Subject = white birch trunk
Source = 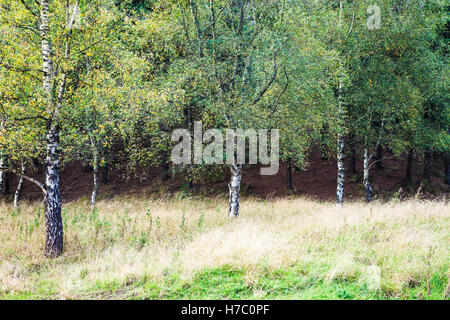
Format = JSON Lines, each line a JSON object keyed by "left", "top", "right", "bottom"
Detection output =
{"left": 0, "top": 151, "right": 9, "bottom": 196}
{"left": 14, "top": 162, "right": 25, "bottom": 208}
{"left": 336, "top": 135, "right": 345, "bottom": 204}
{"left": 336, "top": 0, "right": 345, "bottom": 205}
{"left": 89, "top": 134, "right": 99, "bottom": 208}
{"left": 363, "top": 148, "right": 373, "bottom": 202}
{"left": 0, "top": 119, "right": 9, "bottom": 196}
{"left": 41, "top": 0, "right": 64, "bottom": 257}
{"left": 228, "top": 164, "right": 242, "bottom": 218}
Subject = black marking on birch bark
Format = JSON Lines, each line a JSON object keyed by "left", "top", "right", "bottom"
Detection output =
{"left": 336, "top": 134, "right": 345, "bottom": 205}
{"left": 44, "top": 126, "right": 63, "bottom": 257}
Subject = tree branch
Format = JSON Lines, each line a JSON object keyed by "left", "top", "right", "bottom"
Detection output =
{"left": 1, "top": 167, "right": 46, "bottom": 195}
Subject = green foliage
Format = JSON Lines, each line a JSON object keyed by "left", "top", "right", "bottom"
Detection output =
{"left": 0, "top": 0, "right": 447, "bottom": 195}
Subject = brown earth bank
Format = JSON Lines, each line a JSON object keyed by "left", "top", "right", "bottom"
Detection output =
{"left": 1, "top": 151, "right": 449, "bottom": 204}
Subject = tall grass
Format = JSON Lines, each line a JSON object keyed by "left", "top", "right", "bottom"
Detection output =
{"left": 0, "top": 195, "right": 448, "bottom": 299}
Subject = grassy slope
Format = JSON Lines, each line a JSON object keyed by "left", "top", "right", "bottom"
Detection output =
{"left": 0, "top": 195, "right": 448, "bottom": 300}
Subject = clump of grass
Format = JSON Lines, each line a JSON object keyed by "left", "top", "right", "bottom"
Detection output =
{"left": 0, "top": 196, "right": 448, "bottom": 299}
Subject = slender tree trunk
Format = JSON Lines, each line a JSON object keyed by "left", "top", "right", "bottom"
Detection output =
{"left": 443, "top": 152, "right": 450, "bottom": 185}
{"left": 363, "top": 148, "right": 373, "bottom": 202}
{"left": 101, "top": 163, "right": 108, "bottom": 185}
{"left": 0, "top": 118, "right": 9, "bottom": 195}
{"left": 375, "top": 145, "right": 383, "bottom": 170}
{"left": 41, "top": 0, "right": 63, "bottom": 258}
{"left": 32, "top": 157, "right": 40, "bottom": 169}
{"left": 336, "top": 136, "right": 345, "bottom": 205}
{"left": 0, "top": 150, "right": 9, "bottom": 196}
{"left": 228, "top": 164, "right": 242, "bottom": 218}
{"left": 423, "top": 149, "right": 432, "bottom": 182}
{"left": 286, "top": 158, "right": 293, "bottom": 191}
{"left": 162, "top": 156, "right": 170, "bottom": 182}
{"left": 91, "top": 168, "right": 98, "bottom": 208}
{"left": 335, "top": 74, "right": 345, "bottom": 204}
{"left": 349, "top": 135, "right": 357, "bottom": 175}
{"left": 405, "top": 149, "right": 413, "bottom": 183}
{"left": 336, "top": 0, "right": 345, "bottom": 205}
{"left": 14, "top": 162, "right": 26, "bottom": 208}
{"left": 90, "top": 134, "right": 99, "bottom": 208}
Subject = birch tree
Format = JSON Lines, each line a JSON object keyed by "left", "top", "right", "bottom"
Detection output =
{"left": 0, "top": 0, "right": 120, "bottom": 257}
{"left": 170, "top": 0, "right": 288, "bottom": 217}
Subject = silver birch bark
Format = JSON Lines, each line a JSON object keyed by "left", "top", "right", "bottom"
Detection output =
{"left": 336, "top": 0, "right": 345, "bottom": 205}
{"left": 363, "top": 148, "right": 373, "bottom": 202}
{"left": 89, "top": 134, "right": 99, "bottom": 208}
{"left": 336, "top": 134, "right": 345, "bottom": 204}
{"left": 0, "top": 151, "right": 9, "bottom": 196}
{"left": 14, "top": 162, "right": 25, "bottom": 208}
{"left": 228, "top": 164, "right": 242, "bottom": 218}
{"left": 0, "top": 119, "right": 9, "bottom": 196}
{"left": 41, "top": 0, "right": 64, "bottom": 257}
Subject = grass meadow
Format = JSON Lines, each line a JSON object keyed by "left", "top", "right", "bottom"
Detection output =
{"left": 0, "top": 195, "right": 449, "bottom": 300}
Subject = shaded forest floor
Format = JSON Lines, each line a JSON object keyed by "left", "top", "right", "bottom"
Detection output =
{"left": 2, "top": 151, "right": 449, "bottom": 204}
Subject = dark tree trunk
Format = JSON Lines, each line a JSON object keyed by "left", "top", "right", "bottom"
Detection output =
{"left": 101, "top": 163, "right": 108, "bottom": 185}
{"left": 349, "top": 140, "right": 357, "bottom": 175}
{"left": 405, "top": 149, "right": 413, "bottom": 183}
{"left": 187, "top": 177, "right": 193, "bottom": 189}
{"left": 32, "top": 157, "right": 40, "bottom": 169}
{"left": 286, "top": 158, "right": 293, "bottom": 191}
{"left": 375, "top": 145, "right": 383, "bottom": 170}
{"left": 0, "top": 171, "right": 9, "bottom": 196}
{"left": 162, "top": 161, "right": 170, "bottom": 182}
{"left": 423, "top": 149, "right": 432, "bottom": 182}
{"left": 0, "top": 150, "right": 10, "bottom": 196}
{"left": 443, "top": 152, "right": 450, "bottom": 185}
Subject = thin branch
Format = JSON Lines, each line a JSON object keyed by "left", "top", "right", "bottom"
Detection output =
{"left": 345, "top": 0, "right": 356, "bottom": 39}
{"left": 369, "top": 154, "right": 395, "bottom": 170}
{"left": 252, "top": 45, "right": 281, "bottom": 105}
{"left": 1, "top": 167, "right": 46, "bottom": 195}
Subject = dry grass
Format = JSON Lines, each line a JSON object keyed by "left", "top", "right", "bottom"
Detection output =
{"left": 0, "top": 195, "right": 449, "bottom": 299}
